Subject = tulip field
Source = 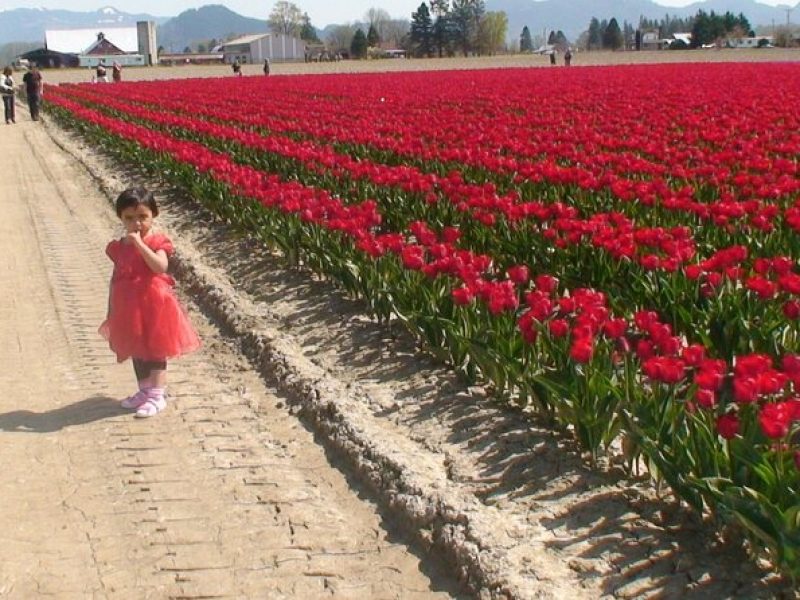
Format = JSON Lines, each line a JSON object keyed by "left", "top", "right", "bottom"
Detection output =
{"left": 46, "top": 62, "right": 800, "bottom": 575}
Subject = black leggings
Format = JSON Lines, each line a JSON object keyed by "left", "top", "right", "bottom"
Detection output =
{"left": 132, "top": 359, "right": 166, "bottom": 381}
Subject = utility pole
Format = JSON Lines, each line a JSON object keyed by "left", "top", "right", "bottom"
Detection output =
{"left": 786, "top": 8, "right": 793, "bottom": 26}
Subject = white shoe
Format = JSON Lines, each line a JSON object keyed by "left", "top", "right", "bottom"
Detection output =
{"left": 135, "top": 395, "right": 166, "bottom": 418}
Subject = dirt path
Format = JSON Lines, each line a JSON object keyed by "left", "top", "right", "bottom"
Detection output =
{"left": 0, "top": 112, "right": 463, "bottom": 598}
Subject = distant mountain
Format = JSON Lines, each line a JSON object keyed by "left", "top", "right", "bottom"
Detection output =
{"left": 0, "top": 6, "right": 166, "bottom": 45}
{"left": 490, "top": 0, "right": 798, "bottom": 42}
{"left": 156, "top": 5, "right": 267, "bottom": 53}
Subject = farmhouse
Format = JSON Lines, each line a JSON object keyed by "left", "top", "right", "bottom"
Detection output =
{"left": 218, "top": 33, "right": 306, "bottom": 64}
{"left": 640, "top": 30, "right": 660, "bottom": 51}
{"left": 727, "top": 36, "right": 773, "bottom": 48}
{"left": 19, "top": 22, "right": 158, "bottom": 68}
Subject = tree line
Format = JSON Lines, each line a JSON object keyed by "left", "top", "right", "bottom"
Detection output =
{"left": 577, "top": 10, "right": 755, "bottom": 51}
{"left": 267, "top": 0, "right": 510, "bottom": 59}
{"left": 408, "top": 1, "right": 507, "bottom": 58}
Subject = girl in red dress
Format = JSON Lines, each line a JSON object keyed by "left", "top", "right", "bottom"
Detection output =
{"left": 99, "top": 187, "right": 201, "bottom": 417}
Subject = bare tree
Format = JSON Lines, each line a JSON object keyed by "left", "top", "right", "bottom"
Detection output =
{"left": 365, "top": 7, "right": 391, "bottom": 40}
{"left": 268, "top": 1, "right": 304, "bottom": 37}
{"left": 326, "top": 24, "right": 357, "bottom": 53}
{"left": 774, "top": 25, "right": 796, "bottom": 48}
{"left": 382, "top": 19, "right": 411, "bottom": 48}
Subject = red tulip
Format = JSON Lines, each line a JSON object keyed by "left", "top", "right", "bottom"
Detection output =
{"left": 716, "top": 413, "right": 740, "bottom": 439}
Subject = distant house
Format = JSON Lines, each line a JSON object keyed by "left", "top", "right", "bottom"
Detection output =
{"left": 672, "top": 32, "right": 692, "bottom": 47}
{"left": 659, "top": 32, "right": 693, "bottom": 49}
{"left": 727, "top": 36, "right": 773, "bottom": 48}
{"left": 28, "top": 23, "right": 158, "bottom": 68}
{"left": 640, "top": 30, "right": 660, "bottom": 50}
{"left": 219, "top": 33, "right": 306, "bottom": 64}
{"left": 47, "top": 27, "right": 139, "bottom": 55}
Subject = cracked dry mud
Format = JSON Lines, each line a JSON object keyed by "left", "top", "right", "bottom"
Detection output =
{"left": 0, "top": 117, "right": 463, "bottom": 598}
{"left": 1, "top": 96, "right": 796, "bottom": 599}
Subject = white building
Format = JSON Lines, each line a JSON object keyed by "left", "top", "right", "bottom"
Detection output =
{"left": 640, "top": 30, "right": 660, "bottom": 50}
{"left": 44, "top": 23, "right": 156, "bottom": 67}
{"left": 727, "top": 36, "right": 773, "bottom": 48}
{"left": 46, "top": 27, "right": 138, "bottom": 54}
{"left": 219, "top": 33, "right": 306, "bottom": 64}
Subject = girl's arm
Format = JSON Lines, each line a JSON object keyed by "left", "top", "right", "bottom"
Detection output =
{"left": 128, "top": 232, "right": 169, "bottom": 273}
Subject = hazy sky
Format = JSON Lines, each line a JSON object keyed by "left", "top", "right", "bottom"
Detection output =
{"left": 0, "top": 0, "right": 793, "bottom": 28}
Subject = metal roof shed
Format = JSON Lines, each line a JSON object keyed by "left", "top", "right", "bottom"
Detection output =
{"left": 220, "top": 33, "right": 306, "bottom": 64}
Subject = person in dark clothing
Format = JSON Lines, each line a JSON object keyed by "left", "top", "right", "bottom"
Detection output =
{"left": 1, "top": 66, "right": 15, "bottom": 124}
{"left": 232, "top": 60, "right": 242, "bottom": 76}
{"left": 564, "top": 48, "right": 572, "bottom": 66}
{"left": 263, "top": 58, "right": 270, "bottom": 76}
{"left": 22, "top": 65, "right": 43, "bottom": 121}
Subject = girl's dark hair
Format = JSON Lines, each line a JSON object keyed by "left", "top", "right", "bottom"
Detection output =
{"left": 115, "top": 186, "right": 158, "bottom": 217}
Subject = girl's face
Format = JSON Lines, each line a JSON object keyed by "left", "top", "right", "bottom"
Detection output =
{"left": 120, "top": 203, "right": 154, "bottom": 236}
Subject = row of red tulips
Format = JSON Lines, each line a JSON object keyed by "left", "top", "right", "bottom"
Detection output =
{"left": 46, "top": 64, "right": 800, "bottom": 576}
{"left": 65, "top": 75, "right": 800, "bottom": 242}
{"left": 53, "top": 82, "right": 800, "bottom": 364}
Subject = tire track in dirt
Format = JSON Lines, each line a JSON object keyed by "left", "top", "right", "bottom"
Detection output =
{"left": 0, "top": 120, "right": 463, "bottom": 598}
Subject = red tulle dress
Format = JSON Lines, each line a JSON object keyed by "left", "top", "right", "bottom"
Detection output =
{"left": 99, "top": 233, "right": 201, "bottom": 362}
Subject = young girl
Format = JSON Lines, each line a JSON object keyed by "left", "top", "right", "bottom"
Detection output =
{"left": 99, "top": 187, "right": 201, "bottom": 417}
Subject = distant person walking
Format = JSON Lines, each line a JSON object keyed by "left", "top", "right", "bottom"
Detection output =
{"left": 96, "top": 61, "right": 108, "bottom": 83}
{"left": 564, "top": 48, "right": 572, "bottom": 66}
{"left": 1, "top": 66, "right": 15, "bottom": 124}
{"left": 549, "top": 50, "right": 557, "bottom": 66}
{"left": 112, "top": 61, "right": 122, "bottom": 82}
{"left": 22, "top": 65, "right": 43, "bottom": 121}
{"left": 232, "top": 60, "right": 242, "bottom": 76}
{"left": 263, "top": 58, "right": 270, "bottom": 76}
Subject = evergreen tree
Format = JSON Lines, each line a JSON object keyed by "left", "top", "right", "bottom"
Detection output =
{"left": 430, "top": 0, "right": 453, "bottom": 57}
{"left": 547, "top": 30, "right": 556, "bottom": 45}
{"left": 367, "top": 23, "right": 381, "bottom": 47}
{"left": 623, "top": 21, "right": 634, "bottom": 48}
{"left": 738, "top": 13, "right": 754, "bottom": 36}
{"left": 555, "top": 30, "right": 569, "bottom": 48}
{"left": 350, "top": 29, "right": 368, "bottom": 58}
{"left": 587, "top": 17, "right": 602, "bottom": 50}
{"left": 451, "top": 0, "right": 485, "bottom": 56}
{"left": 520, "top": 25, "right": 533, "bottom": 52}
{"left": 410, "top": 3, "right": 434, "bottom": 57}
{"left": 299, "top": 13, "right": 320, "bottom": 43}
{"left": 603, "top": 18, "right": 624, "bottom": 50}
